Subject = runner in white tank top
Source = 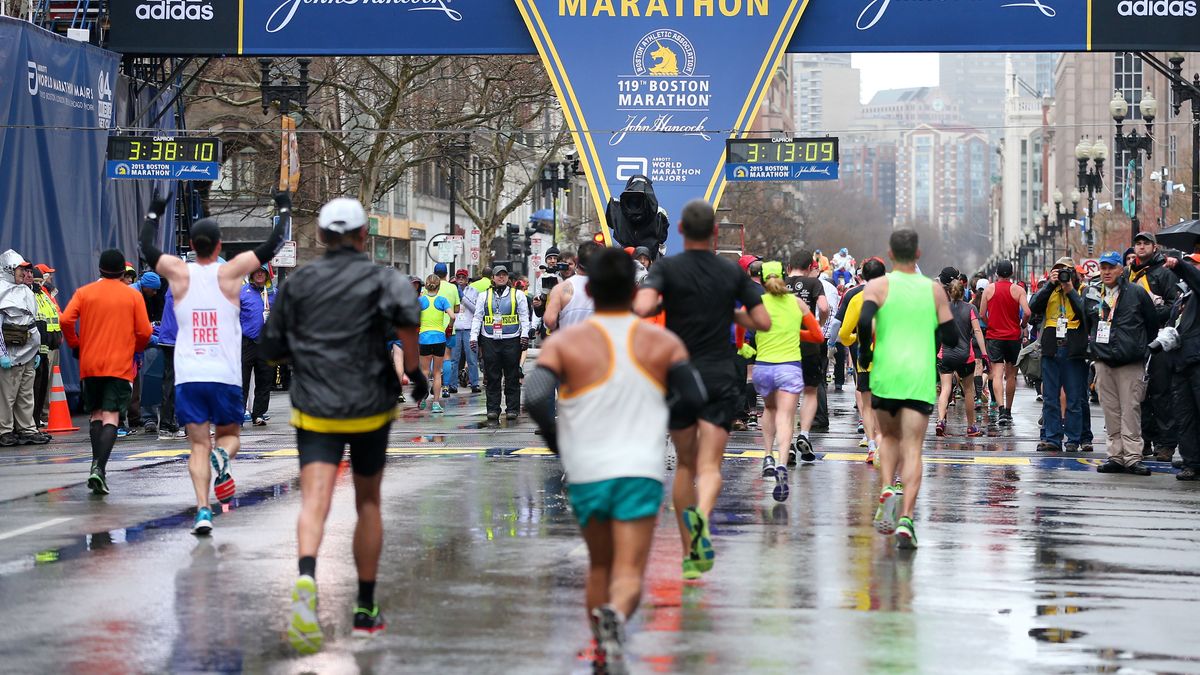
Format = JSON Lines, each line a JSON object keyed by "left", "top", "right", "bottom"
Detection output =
{"left": 175, "top": 262, "right": 242, "bottom": 385}
{"left": 558, "top": 313, "right": 665, "bottom": 482}
{"left": 141, "top": 193, "right": 289, "bottom": 536}
{"left": 524, "top": 248, "right": 706, "bottom": 671}
{"left": 556, "top": 274, "right": 595, "bottom": 330}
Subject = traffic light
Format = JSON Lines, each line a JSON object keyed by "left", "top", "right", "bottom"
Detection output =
{"left": 506, "top": 223, "right": 523, "bottom": 259}
{"left": 592, "top": 232, "right": 606, "bottom": 246}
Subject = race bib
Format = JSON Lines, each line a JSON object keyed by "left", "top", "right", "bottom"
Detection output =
{"left": 1096, "top": 321, "right": 1111, "bottom": 344}
{"left": 1056, "top": 316, "right": 1068, "bottom": 338}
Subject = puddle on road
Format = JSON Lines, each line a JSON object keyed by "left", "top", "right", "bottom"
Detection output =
{"left": 1028, "top": 627, "right": 1088, "bottom": 643}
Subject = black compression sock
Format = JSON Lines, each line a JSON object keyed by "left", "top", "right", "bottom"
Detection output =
{"left": 89, "top": 421, "right": 101, "bottom": 463}
{"left": 96, "top": 424, "right": 118, "bottom": 471}
{"left": 357, "top": 580, "right": 376, "bottom": 608}
{"left": 299, "top": 556, "right": 316, "bottom": 578}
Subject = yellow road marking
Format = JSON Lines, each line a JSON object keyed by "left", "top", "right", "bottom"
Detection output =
{"left": 127, "top": 449, "right": 190, "bottom": 458}
{"left": 259, "top": 449, "right": 299, "bottom": 457}
{"left": 512, "top": 448, "right": 553, "bottom": 456}
{"left": 386, "top": 448, "right": 485, "bottom": 456}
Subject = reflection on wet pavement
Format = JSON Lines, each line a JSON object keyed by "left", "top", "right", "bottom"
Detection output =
{"left": 2, "top": 420, "right": 1200, "bottom": 671}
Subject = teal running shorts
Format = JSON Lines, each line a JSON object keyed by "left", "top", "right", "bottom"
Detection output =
{"left": 568, "top": 477, "right": 664, "bottom": 527}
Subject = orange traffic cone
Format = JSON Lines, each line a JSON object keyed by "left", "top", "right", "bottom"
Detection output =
{"left": 44, "top": 365, "right": 79, "bottom": 433}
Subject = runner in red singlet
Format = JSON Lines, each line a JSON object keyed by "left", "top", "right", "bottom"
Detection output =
{"left": 979, "top": 261, "right": 1030, "bottom": 426}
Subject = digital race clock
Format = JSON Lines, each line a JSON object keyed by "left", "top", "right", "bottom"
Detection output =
{"left": 106, "top": 136, "right": 223, "bottom": 181}
{"left": 725, "top": 137, "right": 839, "bottom": 182}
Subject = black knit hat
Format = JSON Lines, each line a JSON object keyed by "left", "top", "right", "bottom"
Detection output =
{"left": 99, "top": 249, "right": 126, "bottom": 277}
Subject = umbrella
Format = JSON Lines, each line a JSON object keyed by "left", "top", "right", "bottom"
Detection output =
{"left": 530, "top": 208, "right": 555, "bottom": 223}
{"left": 1155, "top": 220, "right": 1200, "bottom": 254}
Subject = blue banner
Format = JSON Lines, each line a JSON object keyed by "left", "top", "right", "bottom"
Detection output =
{"left": 106, "top": 160, "right": 221, "bottom": 181}
{"left": 726, "top": 162, "right": 839, "bottom": 182}
{"left": 515, "top": 0, "right": 806, "bottom": 253}
{"left": 240, "top": 0, "right": 534, "bottom": 55}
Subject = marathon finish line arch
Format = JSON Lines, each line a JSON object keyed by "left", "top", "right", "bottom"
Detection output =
{"left": 108, "top": 0, "right": 1200, "bottom": 249}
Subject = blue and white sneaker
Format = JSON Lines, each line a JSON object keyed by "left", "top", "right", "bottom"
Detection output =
{"left": 772, "top": 464, "right": 790, "bottom": 502}
{"left": 192, "top": 506, "right": 213, "bottom": 536}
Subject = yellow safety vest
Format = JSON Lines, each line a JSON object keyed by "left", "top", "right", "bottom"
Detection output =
{"left": 34, "top": 292, "right": 59, "bottom": 331}
{"left": 483, "top": 288, "right": 520, "bottom": 328}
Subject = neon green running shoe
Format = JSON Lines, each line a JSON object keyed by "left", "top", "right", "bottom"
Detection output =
{"left": 288, "top": 575, "right": 323, "bottom": 654}
{"left": 895, "top": 516, "right": 918, "bottom": 549}
{"left": 682, "top": 557, "right": 702, "bottom": 580}
{"left": 683, "top": 507, "right": 714, "bottom": 573}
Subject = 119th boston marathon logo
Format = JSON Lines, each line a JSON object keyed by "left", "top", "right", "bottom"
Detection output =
{"left": 616, "top": 29, "right": 711, "bottom": 132}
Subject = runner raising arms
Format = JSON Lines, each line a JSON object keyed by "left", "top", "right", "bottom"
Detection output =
{"left": 528, "top": 248, "right": 705, "bottom": 674}
{"left": 857, "top": 229, "right": 957, "bottom": 549}
{"left": 141, "top": 194, "right": 287, "bottom": 535}
{"left": 634, "top": 199, "right": 770, "bottom": 580}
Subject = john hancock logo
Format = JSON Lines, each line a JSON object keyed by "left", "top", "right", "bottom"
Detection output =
{"left": 633, "top": 29, "right": 696, "bottom": 77}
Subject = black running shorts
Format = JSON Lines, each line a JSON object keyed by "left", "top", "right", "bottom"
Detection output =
{"left": 801, "top": 356, "right": 823, "bottom": 390}
{"left": 986, "top": 339, "right": 1021, "bottom": 365}
{"left": 670, "top": 359, "right": 738, "bottom": 432}
{"left": 937, "top": 360, "right": 974, "bottom": 378}
{"left": 855, "top": 370, "right": 871, "bottom": 393}
{"left": 871, "top": 395, "right": 935, "bottom": 417}
{"left": 297, "top": 423, "right": 391, "bottom": 476}
{"left": 419, "top": 343, "right": 446, "bottom": 357}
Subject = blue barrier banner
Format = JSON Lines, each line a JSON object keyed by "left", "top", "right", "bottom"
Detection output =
{"left": 0, "top": 18, "right": 172, "bottom": 399}
{"left": 514, "top": 0, "right": 807, "bottom": 253}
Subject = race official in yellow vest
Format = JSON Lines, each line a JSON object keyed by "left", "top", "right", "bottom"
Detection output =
{"left": 469, "top": 265, "right": 531, "bottom": 422}
{"left": 31, "top": 267, "right": 60, "bottom": 428}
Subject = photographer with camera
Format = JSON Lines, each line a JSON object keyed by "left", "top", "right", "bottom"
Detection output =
{"left": 544, "top": 241, "right": 600, "bottom": 332}
{"left": 1029, "top": 257, "right": 1089, "bottom": 452}
{"left": 1128, "top": 232, "right": 1180, "bottom": 462}
{"left": 1163, "top": 253, "right": 1200, "bottom": 480}
{"left": 1089, "top": 252, "right": 1160, "bottom": 476}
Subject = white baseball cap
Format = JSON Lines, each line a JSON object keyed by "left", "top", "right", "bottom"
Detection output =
{"left": 318, "top": 198, "right": 367, "bottom": 233}
{"left": 976, "top": 278, "right": 990, "bottom": 291}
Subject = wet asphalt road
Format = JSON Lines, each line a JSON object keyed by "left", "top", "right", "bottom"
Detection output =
{"left": 1, "top": 384, "right": 1200, "bottom": 674}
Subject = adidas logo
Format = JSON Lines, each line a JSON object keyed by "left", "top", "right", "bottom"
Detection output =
{"left": 135, "top": 0, "right": 215, "bottom": 21}
{"left": 1117, "top": 0, "right": 1198, "bottom": 16}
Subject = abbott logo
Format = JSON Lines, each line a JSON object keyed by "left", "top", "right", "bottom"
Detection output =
{"left": 136, "top": 0, "right": 215, "bottom": 21}
{"left": 1118, "top": 0, "right": 1198, "bottom": 15}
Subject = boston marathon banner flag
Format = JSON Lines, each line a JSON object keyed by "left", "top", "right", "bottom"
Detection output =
{"left": 514, "top": 0, "right": 807, "bottom": 253}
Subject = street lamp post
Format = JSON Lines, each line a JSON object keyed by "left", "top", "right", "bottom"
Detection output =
{"left": 444, "top": 134, "right": 471, "bottom": 239}
{"left": 1053, "top": 188, "right": 1080, "bottom": 256}
{"left": 539, "top": 160, "right": 575, "bottom": 246}
{"left": 1077, "top": 136, "right": 1107, "bottom": 256}
{"left": 258, "top": 58, "right": 312, "bottom": 117}
{"left": 1111, "top": 89, "right": 1157, "bottom": 241}
{"left": 1040, "top": 203, "right": 1052, "bottom": 264}
{"left": 1168, "top": 54, "right": 1200, "bottom": 220}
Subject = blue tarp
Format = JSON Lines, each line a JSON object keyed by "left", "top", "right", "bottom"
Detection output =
{"left": 0, "top": 18, "right": 174, "bottom": 398}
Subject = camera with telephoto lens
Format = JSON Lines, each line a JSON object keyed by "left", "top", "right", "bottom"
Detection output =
{"left": 1057, "top": 269, "right": 1072, "bottom": 284}
{"left": 1149, "top": 326, "right": 1181, "bottom": 354}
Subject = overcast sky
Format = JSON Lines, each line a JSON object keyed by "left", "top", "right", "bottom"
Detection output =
{"left": 852, "top": 53, "right": 940, "bottom": 104}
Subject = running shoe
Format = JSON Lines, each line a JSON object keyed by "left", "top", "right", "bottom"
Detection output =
{"left": 144, "top": 421, "right": 158, "bottom": 434}
{"left": 288, "top": 575, "right": 323, "bottom": 654}
{"left": 591, "top": 605, "right": 628, "bottom": 675}
{"left": 873, "top": 485, "right": 901, "bottom": 535}
{"left": 772, "top": 465, "right": 790, "bottom": 502}
{"left": 243, "top": 412, "right": 252, "bottom": 423}
{"left": 87, "top": 463, "right": 109, "bottom": 496}
{"left": 894, "top": 480, "right": 904, "bottom": 495}
{"left": 418, "top": 398, "right": 427, "bottom": 410}
{"left": 681, "top": 556, "right": 702, "bottom": 580}
{"left": 353, "top": 604, "right": 387, "bottom": 637}
{"left": 192, "top": 506, "right": 213, "bottom": 536}
{"left": 935, "top": 419, "right": 947, "bottom": 437}
{"left": 175, "top": 429, "right": 187, "bottom": 439}
{"left": 895, "top": 516, "right": 918, "bottom": 549}
{"left": 431, "top": 402, "right": 444, "bottom": 414}
{"left": 441, "top": 386, "right": 450, "bottom": 399}
{"left": 761, "top": 454, "right": 777, "bottom": 478}
{"left": 471, "top": 385, "right": 482, "bottom": 393}
{"left": 116, "top": 427, "right": 129, "bottom": 438}
{"left": 966, "top": 425, "right": 984, "bottom": 438}
{"left": 865, "top": 442, "right": 877, "bottom": 465}
{"left": 858, "top": 436, "right": 870, "bottom": 448}
{"left": 210, "top": 447, "right": 235, "bottom": 504}
{"left": 253, "top": 417, "right": 266, "bottom": 426}
{"left": 683, "top": 507, "right": 714, "bottom": 573}
{"left": 787, "top": 447, "right": 797, "bottom": 467}
{"left": 794, "top": 434, "right": 816, "bottom": 463}
{"left": 857, "top": 419, "right": 865, "bottom": 434}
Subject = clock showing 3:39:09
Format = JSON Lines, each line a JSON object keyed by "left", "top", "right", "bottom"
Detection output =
{"left": 107, "top": 136, "right": 222, "bottom": 163}
{"left": 726, "top": 138, "right": 838, "bottom": 164}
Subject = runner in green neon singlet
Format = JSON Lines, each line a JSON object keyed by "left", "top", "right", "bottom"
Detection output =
{"left": 857, "top": 229, "right": 955, "bottom": 550}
